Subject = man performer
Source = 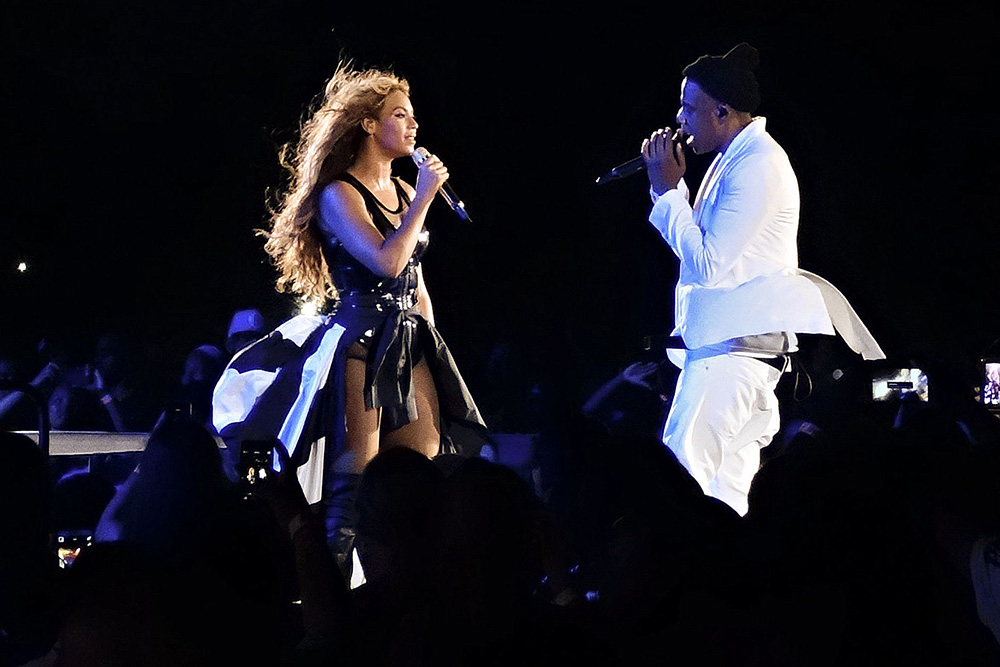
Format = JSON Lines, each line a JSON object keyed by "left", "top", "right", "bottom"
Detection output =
{"left": 641, "top": 42, "right": 884, "bottom": 515}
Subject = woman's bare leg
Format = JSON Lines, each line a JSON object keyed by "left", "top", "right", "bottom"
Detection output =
{"left": 331, "top": 348, "right": 381, "bottom": 474}
{"left": 380, "top": 357, "right": 441, "bottom": 458}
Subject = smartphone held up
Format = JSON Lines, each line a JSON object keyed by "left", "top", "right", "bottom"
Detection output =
{"left": 238, "top": 439, "right": 279, "bottom": 498}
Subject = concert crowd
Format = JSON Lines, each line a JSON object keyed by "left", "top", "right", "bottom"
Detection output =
{"left": 1, "top": 319, "right": 999, "bottom": 666}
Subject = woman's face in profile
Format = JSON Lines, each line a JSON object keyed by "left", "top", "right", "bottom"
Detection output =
{"left": 367, "top": 90, "right": 418, "bottom": 158}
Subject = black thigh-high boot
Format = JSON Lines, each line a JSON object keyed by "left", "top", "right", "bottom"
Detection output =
{"left": 322, "top": 471, "right": 361, "bottom": 585}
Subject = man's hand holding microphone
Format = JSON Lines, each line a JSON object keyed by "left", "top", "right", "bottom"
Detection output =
{"left": 641, "top": 127, "right": 688, "bottom": 197}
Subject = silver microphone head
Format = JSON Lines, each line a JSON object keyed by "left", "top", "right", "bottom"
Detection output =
{"left": 411, "top": 147, "right": 430, "bottom": 165}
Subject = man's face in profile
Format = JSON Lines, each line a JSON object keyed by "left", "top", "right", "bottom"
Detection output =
{"left": 676, "top": 78, "right": 725, "bottom": 155}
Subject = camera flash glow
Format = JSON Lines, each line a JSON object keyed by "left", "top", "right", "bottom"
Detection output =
{"left": 16, "top": 262, "right": 28, "bottom": 273}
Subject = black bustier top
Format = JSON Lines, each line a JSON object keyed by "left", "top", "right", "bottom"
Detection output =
{"left": 321, "top": 173, "right": 429, "bottom": 309}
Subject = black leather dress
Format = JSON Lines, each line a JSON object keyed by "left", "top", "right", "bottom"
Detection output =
{"left": 212, "top": 174, "right": 487, "bottom": 494}
{"left": 321, "top": 173, "right": 482, "bottom": 436}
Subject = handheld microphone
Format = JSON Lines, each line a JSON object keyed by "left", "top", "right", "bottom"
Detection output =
{"left": 411, "top": 147, "right": 472, "bottom": 222}
{"left": 595, "top": 156, "right": 645, "bottom": 185}
{"left": 595, "top": 131, "right": 691, "bottom": 185}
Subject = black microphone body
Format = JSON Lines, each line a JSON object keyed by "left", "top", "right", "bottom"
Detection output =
{"left": 595, "top": 156, "right": 645, "bottom": 185}
{"left": 595, "top": 131, "right": 690, "bottom": 185}
{"left": 411, "top": 147, "right": 472, "bottom": 222}
{"left": 437, "top": 183, "right": 470, "bottom": 222}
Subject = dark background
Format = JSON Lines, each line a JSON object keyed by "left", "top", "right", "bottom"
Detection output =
{"left": 3, "top": 3, "right": 999, "bottom": 424}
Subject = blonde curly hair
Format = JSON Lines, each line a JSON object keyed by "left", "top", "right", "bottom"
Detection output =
{"left": 263, "top": 62, "right": 410, "bottom": 303}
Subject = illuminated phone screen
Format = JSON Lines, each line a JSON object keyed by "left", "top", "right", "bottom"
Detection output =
{"left": 871, "top": 368, "right": 929, "bottom": 402}
{"left": 983, "top": 362, "right": 1000, "bottom": 407}
{"left": 57, "top": 533, "right": 92, "bottom": 568}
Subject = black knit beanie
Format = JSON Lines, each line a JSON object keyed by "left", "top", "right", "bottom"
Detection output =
{"left": 682, "top": 42, "right": 761, "bottom": 113}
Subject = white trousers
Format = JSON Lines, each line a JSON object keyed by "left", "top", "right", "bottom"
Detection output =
{"left": 662, "top": 353, "right": 782, "bottom": 516}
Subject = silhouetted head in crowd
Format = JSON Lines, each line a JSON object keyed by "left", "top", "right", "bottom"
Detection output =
{"left": 529, "top": 415, "right": 749, "bottom": 617}
{"left": 429, "top": 457, "right": 548, "bottom": 627}
{"left": 532, "top": 415, "right": 705, "bottom": 520}
{"left": 53, "top": 470, "right": 116, "bottom": 536}
{"left": 123, "top": 418, "right": 229, "bottom": 555}
{"left": 48, "top": 384, "right": 115, "bottom": 431}
{"left": 178, "top": 344, "right": 226, "bottom": 427}
{"left": 94, "top": 333, "right": 138, "bottom": 389}
{"left": 225, "top": 309, "right": 267, "bottom": 357}
{"left": 58, "top": 537, "right": 289, "bottom": 667}
{"left": 0, "top": 350, "right": 36, "bottom": 431}
{"left": 0, "top": 431, "right": 50, "bottom": 562}
{"left": 355, "top": 447, "right": 444, "bottom": 593}
{"left": 96, "top": 417, "right": 296, "bottom": 663}
{"left": 88, "top": 331, "right": 161, "bottom": 431}
{"left": 56, "top": 542, "right": 184, "bottom": 667}
{"left": 180, "top": 345, "right": 226, "bottom": 387}
{"left": 0, "top": 431, "right": 59, "bottom": 663}
{"left": 2, "top": 337, "right": 87, "bottom": 430}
